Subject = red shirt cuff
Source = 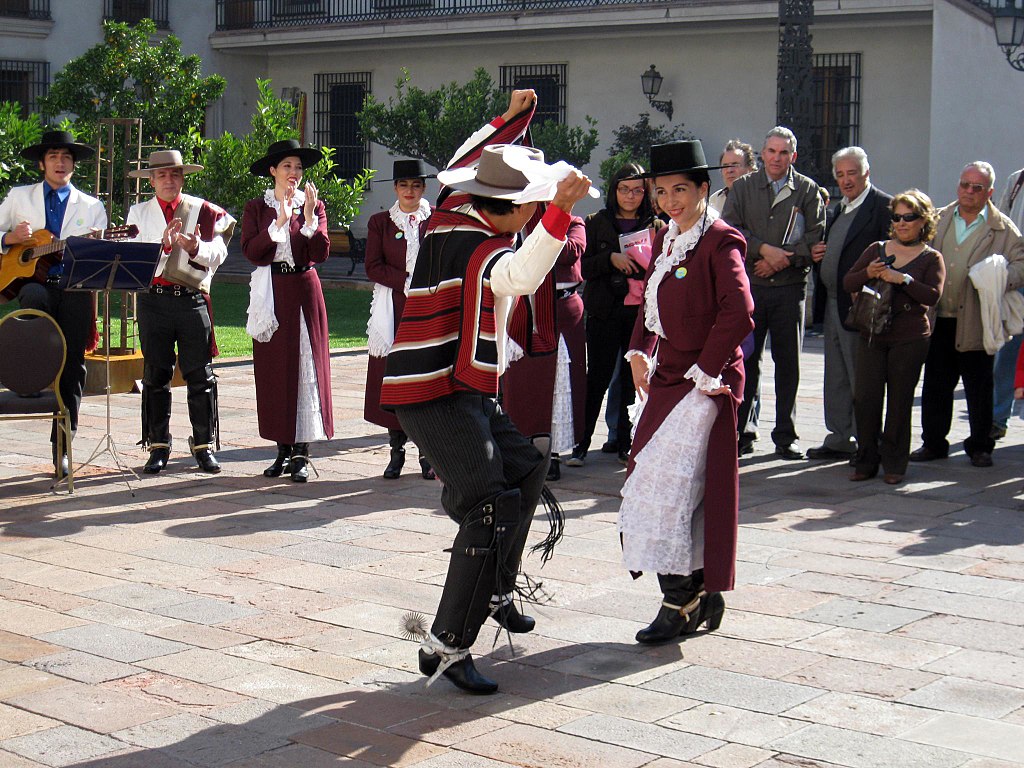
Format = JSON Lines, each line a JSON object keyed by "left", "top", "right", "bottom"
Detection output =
{"left": 540, "top": 205, "right": 571, "bottom": 240}
{"left": 490, "top": 116, "right": 506, "bottom": 129}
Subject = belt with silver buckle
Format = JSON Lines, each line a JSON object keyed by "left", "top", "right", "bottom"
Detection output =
{"left": 271, "top": 262, "right": 312, "bottom": 274}
{"left": 151, "top": 284, "right": 197, "bottom": 297}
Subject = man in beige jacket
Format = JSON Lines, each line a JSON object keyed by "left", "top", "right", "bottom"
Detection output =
{"left": 911, "top": 161, "right": 1024, "bottom": 467}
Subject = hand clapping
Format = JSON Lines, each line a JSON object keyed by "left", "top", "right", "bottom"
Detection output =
{"left": 303, "top": 182, "right": 319, "bottom": 225}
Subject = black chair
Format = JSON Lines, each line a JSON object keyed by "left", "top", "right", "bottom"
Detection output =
{"left": 348, "top": 237, "right": 367, "bottom": 276}
{"left": 0, "top": 309, "right": 74, "bottom": 492}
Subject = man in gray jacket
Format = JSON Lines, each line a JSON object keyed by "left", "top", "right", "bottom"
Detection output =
{"left": 911, "top": 162, "right": 1024, "bottom": 468}
{"left": 723, "top": 126, "right": 825, "bottom": 459}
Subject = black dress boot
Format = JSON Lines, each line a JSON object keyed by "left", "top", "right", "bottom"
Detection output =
{"left": 264, "top": 444, "right": 291, "bottom": 477}
{"left": 290, "top": 443, "right": 309, "bottom": 483}
{"left": 417, "top": 649, "right": 498, "bottom": 695}
{"left": 489, "top": 599, "right": 536, "bottom": 633}
{"left": 419, "top": 456, "right": 435, "bottom": 480}
{"left": 383, "top": 429, "right": 406, "bottom": 479}
{"left": 51, "top": 441, "right": 70, "bottom": 480}
{"left": 186, "top": 366, "right": 220, "bottom": 474}
{"left": 635, "top": 573, "right": 701, "bottom": 644}
{"left": 143, "top": 443, "right": 171, "bottom": 474}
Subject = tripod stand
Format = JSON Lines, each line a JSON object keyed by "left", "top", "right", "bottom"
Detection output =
{"left": 58, "top": 236, "right": 160, "bottom": 494}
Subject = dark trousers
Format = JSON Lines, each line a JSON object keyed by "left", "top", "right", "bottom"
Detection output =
{"left": 737, "top": 282, "right": 805, "bottom": 447}
{"left": 920, "top": 317, "right": 994, "bottom": 457}
{"left": 581, "top": 304, "right": 637, "bottom": 453}
{"left": 396, "top": 393, "right": 545, "bottom": 648}
{"left": 137, "top": 291, "right": 216, "bottom": 446}
{"left": 853, "top": 335, "right": 930, "bottom": 475}
{"left": 18, "top": 283, "right": 91, "bottom": 440}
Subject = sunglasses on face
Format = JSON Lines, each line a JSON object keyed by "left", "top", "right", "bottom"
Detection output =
{"left": 959, "top": 181, "right": 988, "bottom": 193}
{"left": 890, "top": 212, "right": 922, "bottom": 223}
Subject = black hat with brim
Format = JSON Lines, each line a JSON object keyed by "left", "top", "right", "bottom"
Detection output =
{"left": 249, "top": 139, "right": 323, "bottom": 177}
{"left": 376, "top": 158, "right": 436, "bottom": 183}
{"left": 641, "top": 140, "right": 721, "bottom": 179}
{"left": 21, "top": 130, "right": 95, "bottom": 163}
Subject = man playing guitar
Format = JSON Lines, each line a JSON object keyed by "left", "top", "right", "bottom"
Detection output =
{"left": 125, "top": 149, "right": 235, "bottom": 475}
{"left": 0, "top": 131, "right": 107, "bottom": 479}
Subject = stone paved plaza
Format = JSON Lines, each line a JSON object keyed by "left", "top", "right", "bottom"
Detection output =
{"left": 2, "top": 338, "right": 1024, "bottom": 767}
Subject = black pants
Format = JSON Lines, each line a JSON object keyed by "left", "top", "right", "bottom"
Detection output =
{"left": 737, "top": 282, "right": 805, "bottom": 447}
{"left": 137, "top": 291, "right": 216, "bottom": 446}
{"left": 920, "top": 317, "right": 994, "bottom": 457}
{"left": 853, "top": 335, "right": 930, "bottom": 475}
{"left": 396, "top": 393, "right": 545, "bottom": 648}
{"left": 581, "top": 304, "right": 637, "bottom": 453}
{"left": 18, "top": 283, "right": 91, "bottom": 440}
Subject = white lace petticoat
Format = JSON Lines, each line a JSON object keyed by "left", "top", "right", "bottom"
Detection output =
{"left": 618, "top": 387, "right": 717, "bottom": 574}
{"left": 294, "top": 308, "right": 328, "bottom": 443}
{"left": 550, "top": 335, "right": 575, "bottom": 454}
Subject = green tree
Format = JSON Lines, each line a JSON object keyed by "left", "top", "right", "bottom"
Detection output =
{"left": 599, "top": 113, "right": 692, "bottom": 185}
{"left": 187, "top": 79, "right": 372, "bottom": 230}
{"left": 38, "top": 19, "right": 225, "bottom": 145}
{"left": 359, "top": 68, "right": 598, "bottom": 170}
{"left": 0, "top": 103, "right": 43, "bottom": 197}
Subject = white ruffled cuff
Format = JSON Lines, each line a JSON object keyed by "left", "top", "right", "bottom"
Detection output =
{"left": 685, "top": 363, "right": 723, "bottom": 393}
{"left": 300, "top": 222, "right": 317, "bottom": 239}
{"left": 267, "top": 220, "right": 288, "bottom": 243}
{"left": 625, "top": 350, "right": 655, "bottom": 382}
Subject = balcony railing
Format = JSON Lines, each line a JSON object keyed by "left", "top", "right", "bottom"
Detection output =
{"left": 103, "top": 0, "right": 170, "bottom": 29}
{"left": 0, "top": 0, "right": 50, "bottom": 20}
{"left": 216, "top": 0, "right": 669, "bottom": 30}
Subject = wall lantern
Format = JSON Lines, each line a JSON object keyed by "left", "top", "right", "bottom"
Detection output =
{"left": 640, "top": 65, "right": 674, "bottom": 121}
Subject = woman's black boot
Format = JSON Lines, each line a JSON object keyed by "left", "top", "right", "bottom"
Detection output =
{"left": 383, "top": 430, "right": 406, "bottom": 479}
{"left": 263, "top": 444, "right": 291, "bottom": 477}
{"left": 636, "top": 573, "right": 700, "bottom": 644}
{"left": 419, "top": 456, "right": 435, "bottom": 480}
{"left": 546, "top": 453, "right": 561, "bottom": 481}
{"left": 290, "top": 443, "right": 309, "bottom": 483}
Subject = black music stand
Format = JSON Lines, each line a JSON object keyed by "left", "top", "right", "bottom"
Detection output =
{"left": 61, "top": 237, "right": 162, "bottom": 493}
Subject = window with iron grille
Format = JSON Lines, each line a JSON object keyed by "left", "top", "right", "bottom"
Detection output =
{"left": 0, "top": 59, "right": 48, "bottom": 117}
{"left": 0, "top": 0, "right": 50, "bottom": 20}
{"left": 104, "top": 0, "right": 169, "bottom": 29}
{"left": 274, "top": 0, "right": 325, "bottom": 17}
{"left": 314, "top": 72, "right": 371, "bottom": 179}
{"left": 811, "top": 53, "right": 861, "bottom": 192}
{"left": 500, "top": 64, "right": 566, "bottom": 125}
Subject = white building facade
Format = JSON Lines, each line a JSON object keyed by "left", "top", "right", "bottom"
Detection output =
{"left": 2, "top": 0, "right": 1022, "bottom": 232}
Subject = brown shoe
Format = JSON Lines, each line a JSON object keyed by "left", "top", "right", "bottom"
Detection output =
{"left": 883, "top": 473, "right": 904, "bottom": 485}
{"left": 849, "top": 469, "right": 877, "bottom": 481}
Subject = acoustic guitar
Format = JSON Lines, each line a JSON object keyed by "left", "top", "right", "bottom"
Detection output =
{"left": 0, "top": 225, "right": 139, "bottom": 304}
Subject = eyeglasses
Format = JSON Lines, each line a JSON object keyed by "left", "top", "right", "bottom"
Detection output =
{"left": 617, "top": 186, "right": 646, "bottom": 197}
{"left": 890, "top": 212, "right": 923, "bottom": 223}
{"left": 958, "top": 181, "right": 988, "bottom": 193}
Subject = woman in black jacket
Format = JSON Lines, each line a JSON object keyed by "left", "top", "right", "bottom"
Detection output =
{"left": 568, "top": 162, "right": 664, "bottom": 466}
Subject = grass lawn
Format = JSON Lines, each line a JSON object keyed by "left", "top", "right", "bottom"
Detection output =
{"left": 1, "top": 282, "right": 371, "bottom": 358}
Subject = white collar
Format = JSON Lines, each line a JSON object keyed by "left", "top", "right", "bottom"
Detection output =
{"left": 841, "top": 183, "right": 872, "bottom": 214}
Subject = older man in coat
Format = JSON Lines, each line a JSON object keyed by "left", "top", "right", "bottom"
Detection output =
{"left": 807, "top": 147, "right": 892, "bottom": 461}
{"left": 911, "top": 161, "right": 1024, "bottom": 467}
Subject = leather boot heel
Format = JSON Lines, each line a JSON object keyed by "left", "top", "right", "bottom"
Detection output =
{"left": 418, "top": 648, "right": 441, "bottom": 677}
{"left": 263, "top": 444, "right": 291, "bottom": 477}
{"left": 702, "top": 593, "right": 725, "bottom": 632}
{"left": 383, "top": 448, "right": 405, "bottom": 479}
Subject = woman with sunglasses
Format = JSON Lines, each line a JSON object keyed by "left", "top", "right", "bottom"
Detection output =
{"left": 569, "top": 163, "right": 664, "bottom": 467}
{"left": 843, "top": 190, "right": 945, "bottom": 484}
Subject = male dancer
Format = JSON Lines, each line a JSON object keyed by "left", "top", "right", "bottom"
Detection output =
{"left": 381, "top": 90, "right": 593, "bottom": 694}
{"left": 0, "top": 131, "right": 107, "bottom": 477}
{"left": 126, "top": 150, "right": 235, "bottom": 474}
